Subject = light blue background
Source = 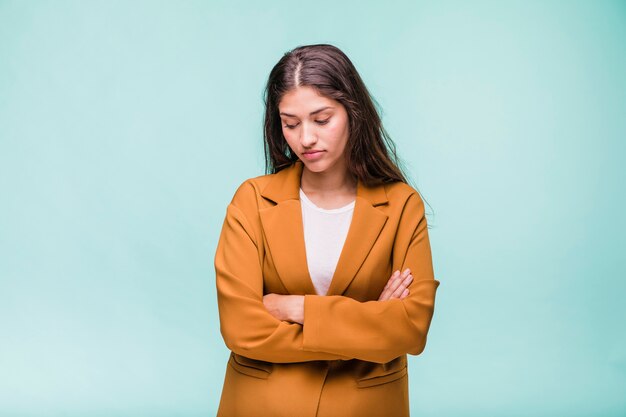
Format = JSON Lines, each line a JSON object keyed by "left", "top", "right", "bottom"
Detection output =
{"left": 1, "top": 1, "right": 625, "bottom": 416}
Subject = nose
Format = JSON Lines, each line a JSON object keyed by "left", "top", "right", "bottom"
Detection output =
{"left": 300, "top": 122, "right": 318, "bottom": 148}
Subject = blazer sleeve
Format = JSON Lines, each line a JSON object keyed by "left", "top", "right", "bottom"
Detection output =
{"left": 214, "top": 183, "right": 352, "bottom": 363}
{"left": 301, "top": 191, "right": 441, "bottom": 364}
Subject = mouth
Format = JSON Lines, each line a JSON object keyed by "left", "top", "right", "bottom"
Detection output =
{"left": 302, "top": 150, "right": 325, "bottom": 160}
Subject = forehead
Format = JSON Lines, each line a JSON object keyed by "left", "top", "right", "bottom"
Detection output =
{"left": 278, "top": 86, "right": 337, "bottom": 115}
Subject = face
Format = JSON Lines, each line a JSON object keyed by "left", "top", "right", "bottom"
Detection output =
{"left": 278, "top": 86, "right": 350, "bottom": 175}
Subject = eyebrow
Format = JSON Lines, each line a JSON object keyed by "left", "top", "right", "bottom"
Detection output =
{"left": 279, "top": 106, "right": 333, "bottom": 117}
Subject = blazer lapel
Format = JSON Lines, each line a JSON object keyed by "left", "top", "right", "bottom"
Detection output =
{"left": 259, "top": 160, "right": 389, "bottom": 296}
{"left": 326, "top": 187, "right": 388, "bottom": 296}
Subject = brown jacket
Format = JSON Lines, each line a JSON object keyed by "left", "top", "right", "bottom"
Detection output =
{"left": 214, "top": 160, "right": 440, "bottom": 417}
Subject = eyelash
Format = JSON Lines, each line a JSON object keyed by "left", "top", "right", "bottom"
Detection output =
{"left": 283, "top": 119, "right": 329, "bottom": 129}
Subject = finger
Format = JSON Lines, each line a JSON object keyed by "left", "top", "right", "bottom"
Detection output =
{"left": 379, "top": 270, "right": 401, "bottom": 300}
{"left": 380, "top": 270, "right": 404, "bottom": 300}
{"left": 383, "top": 270, "right": 400, "bottom": 290}
{"left": 382, "top": 270, "right": 410, "bottom": 300}
{"left": 390, "top": 273, "right": 413, "bottom": 299}
{"left": 400, "top": 288, "right": 409, "bottom": 299}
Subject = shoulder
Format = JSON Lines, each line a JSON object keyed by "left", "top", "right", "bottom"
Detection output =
{"left": 383, "top": 181, "right": 425, "bottom": 209}
{"left": 227, "top": 171, "right": 276, "bottom": 213}
{"left": 379, "top": 181, "right": 427, "bottom": 230}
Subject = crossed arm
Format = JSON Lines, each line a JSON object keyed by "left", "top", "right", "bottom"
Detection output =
{"left": 215, "top": 189, "right": 439, "bottom": 364}
{"left": 262, "top": 268, "right": 414, "bottom": 324}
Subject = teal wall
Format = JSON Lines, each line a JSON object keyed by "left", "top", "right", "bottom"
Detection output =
{"left": 1, "top": 1, "right": 624, "bottom": 415}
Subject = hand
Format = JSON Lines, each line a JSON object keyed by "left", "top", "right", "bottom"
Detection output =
{"left": 263, "top": 293, "right": 305, "bottom": 324}
{"left": 378, "top": 268, "right": 412, "bottom": 301}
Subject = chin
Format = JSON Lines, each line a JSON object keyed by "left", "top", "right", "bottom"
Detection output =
{"left": 300, "top": 160, "right": 329, "bottom": 173}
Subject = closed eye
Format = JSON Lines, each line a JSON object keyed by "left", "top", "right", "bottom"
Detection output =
{"left": 283, "top": 119, "right": 329, "bottom": 129}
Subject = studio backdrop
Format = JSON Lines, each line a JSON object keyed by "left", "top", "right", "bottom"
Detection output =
{"left": 0, "top": 1, "right": 624, "bottom": 416}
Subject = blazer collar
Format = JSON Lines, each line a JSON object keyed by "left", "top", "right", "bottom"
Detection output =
{"left": 260, "top": 160, "right": 388, "bottom": 206}
{"left": 258, "top": 160, "right": 389, "bottom": 296}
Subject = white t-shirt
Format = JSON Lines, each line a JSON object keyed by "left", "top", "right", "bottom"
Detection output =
{"left": 299, "top": 187, "right": 355, "bottom": 296}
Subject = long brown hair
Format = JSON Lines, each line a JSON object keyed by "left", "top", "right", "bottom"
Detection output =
{"left": 262, "top": 43, "right": 412, "bottom": 188}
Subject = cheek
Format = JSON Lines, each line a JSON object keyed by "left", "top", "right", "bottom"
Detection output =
{"left": 282, "top": 130, "right": 298, "bottom": 148}
{"left": 327, "top": 122, "right": 349, "bottom": 148}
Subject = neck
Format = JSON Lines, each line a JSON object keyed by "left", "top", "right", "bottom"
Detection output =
{"left": 300, "top": 163, "right": 357, "bottom": 195}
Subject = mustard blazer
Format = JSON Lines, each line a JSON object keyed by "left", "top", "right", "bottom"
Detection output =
{"left": 214, "top": 160, "right": 440, "bottom": 417}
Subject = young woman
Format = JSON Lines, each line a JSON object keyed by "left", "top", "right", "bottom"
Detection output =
{"left": 214, "top": 43, "right": 440, "bottom": 417}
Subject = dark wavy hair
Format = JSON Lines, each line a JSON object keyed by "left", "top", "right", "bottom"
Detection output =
{"left": 262, "top": 43, "right": 413, "bottom": 188}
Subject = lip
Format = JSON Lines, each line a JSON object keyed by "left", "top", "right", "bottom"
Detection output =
{"left": 302, "top": 150, "right": 325, "bottom": 160}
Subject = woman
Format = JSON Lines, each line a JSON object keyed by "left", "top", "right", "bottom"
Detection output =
{"left": 214, "top": 43, "right": 440, "bottom": 417}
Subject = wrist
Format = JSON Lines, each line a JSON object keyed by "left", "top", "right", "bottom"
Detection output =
{"left": 290, "top": 295, "right": 305, "bottom": 324}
